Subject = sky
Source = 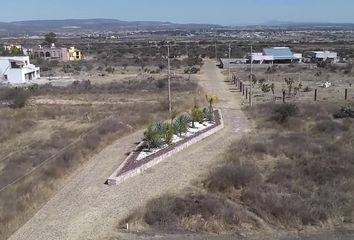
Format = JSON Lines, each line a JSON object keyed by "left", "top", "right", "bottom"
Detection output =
{"left": 1, "top": 0, "right": 354, "bottom": 25}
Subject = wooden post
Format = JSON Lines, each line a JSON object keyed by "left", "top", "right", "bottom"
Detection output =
{"left": 246, "top": 88, "right": 248, "bottom": 99}
{"left": 240, "top": 82, "right": 242, "bottom": 92}
{"left": 242, "top": 84, "right": 245, "bottom": 96}
{"left": 345, "top": 88, "right": 348, "bottom": 101}
{"left": 314, "top": 89, "right": 317, "bottom": 101}
{"left": 249, "top": 89, "right": 252, "bottom": 104}
{"left": 282, "top": 90, "right": 286, "bottom": 103}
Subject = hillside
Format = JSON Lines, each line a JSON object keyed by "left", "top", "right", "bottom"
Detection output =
{"left": 0, "top": 18, "right": 221, "bottom": 34}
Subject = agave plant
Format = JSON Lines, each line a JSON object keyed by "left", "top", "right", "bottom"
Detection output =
{"left": 173, "top": 114, "right": 191, "bottom": 137}
{"left": 203, "top": 107, "right": 214, "bottom": 122}
{"left": 154, "top": 122, "right": 168, "bottom": 136}
{"left": 144, "top": 124, "right": 164, "bottom": 151}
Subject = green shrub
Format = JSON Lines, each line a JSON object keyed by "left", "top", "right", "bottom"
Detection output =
{"left": 303, "top": 86, "right": 312, "bottom": 92}
{"left": 333, "top": 106, "right": 354, "bottom": 119}
{"left": 191, "top": 107, "right": 204, "bottom": 127}
{"left": 155, "top": 79, "right": 166, "bottom": 89}
{"left": 261, "top": 83, "right": 271, "bottom": 93}
{"left": 164, "top": 124, "right": 174, "bottom": 145}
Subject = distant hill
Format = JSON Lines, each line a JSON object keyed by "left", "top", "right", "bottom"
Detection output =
{"left": 261, "top": 21, "right": 354, "bottom": 30}
{"left": 0, "top": 18, "right": 221, "bottom": 34}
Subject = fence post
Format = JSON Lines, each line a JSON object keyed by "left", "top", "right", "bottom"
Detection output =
{"left": 314, "top": 89, "right": 317, "bottom": 101}
{"left": 240, "top": 82, "right": 242, "bottom": 92}
{"left": 345, "top": 88, "right": 348, "bottom": 101}
{"left": 242, "top": 84, "right": 245, "bottom": 96}
{"left": 246, "top": 88, "right": 248, "bottom": 99}
{"left": 282, "top": 90, "right": 286, "bottom": 103}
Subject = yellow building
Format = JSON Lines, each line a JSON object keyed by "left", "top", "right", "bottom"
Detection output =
{"left": 67, "top": 47, "right": 82, "bottom": 61}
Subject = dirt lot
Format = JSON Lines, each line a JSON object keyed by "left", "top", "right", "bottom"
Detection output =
{"left": 227, "top": 63, "right": 354, "bottom": 105}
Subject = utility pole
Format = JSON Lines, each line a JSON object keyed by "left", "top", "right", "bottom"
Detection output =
{"left": 214, "top": 40, "right": 217, "bottom": 60}
{"left": 228, "top": 42, "right": 231, "bottom": 81}
{"left": 250, "top": 44, "right": 253, "bottom": 106}
{"left": 167, "top": 45, "right": 172, "bottom": 114}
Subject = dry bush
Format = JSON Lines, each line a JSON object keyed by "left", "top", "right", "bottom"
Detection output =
{"left": 197, "top": 103, "right": 354, "bottom": 229}
{"left": 0, "top": 88, "right": 31, "bottom": 109}
{"left": 206, "top": 163, "right": 261, "bottom": 192}
{"left": 312, "top": 119, "right": 349, "bottom": 134}
{"left": 130, "top": 193, "right": 243, "bottom": 233}
{"left": 236, "top": 103, "right": 354, "bottom": 228}
{"left": 33, "top": 76, "right": 198, "bottom": 96}
{"left": 0, "top": 109, "right": 37, "bottom": 143}
{"left": 273, "top": 104, "right": 299, "bottom": 123}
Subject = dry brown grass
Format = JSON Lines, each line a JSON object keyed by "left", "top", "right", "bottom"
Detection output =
{"left": 123, "top": 192, "right": 251, "bottom": 234}
{"left": 0, "top": 76, "right": 203, "bottom": 240}
{"left": 230, "top": 63, "right": 354, "bottom": 104}
{"left": 123, "top": 101, "right": 354, "bottom": 234}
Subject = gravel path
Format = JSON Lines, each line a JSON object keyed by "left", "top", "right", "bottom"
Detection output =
{"left": 8, "top": 59, "right": 251, "bottom": 240}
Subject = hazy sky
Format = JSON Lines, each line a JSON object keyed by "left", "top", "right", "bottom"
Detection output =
{"left": 2, "top": 0, "right": 354, "bottom": 25}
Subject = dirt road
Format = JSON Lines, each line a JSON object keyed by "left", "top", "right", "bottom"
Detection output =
{"left": 8, "top": 59, "right": 250, "bottom": 240}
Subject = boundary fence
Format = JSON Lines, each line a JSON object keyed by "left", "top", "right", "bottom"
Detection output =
{"left": 232, "top": 74, "right": 354, "bottom": 104}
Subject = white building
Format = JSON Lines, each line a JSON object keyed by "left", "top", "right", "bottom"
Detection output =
{"left": 248, "top": 47, "right": 302, "bottom": 64}
{"left": 0, "top": 56, "right": 40, "bottom": 84}
{"left": 219, "top": 58, "right": 247, "bottom": 68}
{"left": 308, "top": 51, "right": 338, "bottom": 63}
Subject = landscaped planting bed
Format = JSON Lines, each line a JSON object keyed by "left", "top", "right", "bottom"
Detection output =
{"left": 107, "top": 109, "right": 223, "bottom": 185}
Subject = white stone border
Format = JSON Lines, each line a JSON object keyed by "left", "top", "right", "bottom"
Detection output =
{"left": 107, "top": 109, "right": 224, "bottom": 186}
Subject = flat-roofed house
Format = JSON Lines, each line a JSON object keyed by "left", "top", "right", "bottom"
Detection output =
{"left": 0, "top": 56, "right": 40, "bottom": 84}
{"left": 308, "top": 51, "right": 338, "bottom": 63}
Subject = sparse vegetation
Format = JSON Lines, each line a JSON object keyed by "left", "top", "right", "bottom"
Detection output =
{"left": 124, "top": 102, "right": 354, "bottom": 234}
{"left": 273, "top": 103, "right": 299, "bottom": 123}
{"left": 0, "top": 76, "right": 203, "bottom": 239}
{"left": 0, "top": 88, "right": 31, "bottom": 108}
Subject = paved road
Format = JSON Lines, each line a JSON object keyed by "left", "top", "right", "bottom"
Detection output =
{"left": 8, "top": 59, "right": 250, "bottom": 240}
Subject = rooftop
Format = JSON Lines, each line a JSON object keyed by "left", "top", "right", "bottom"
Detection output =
{"left": 263, "top": 47, "right": 295, "bottom": 60}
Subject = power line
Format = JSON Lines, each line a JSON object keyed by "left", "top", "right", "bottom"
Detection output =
{"left": 0, "top": 116, "right": 131, "bottom": 193}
